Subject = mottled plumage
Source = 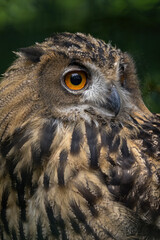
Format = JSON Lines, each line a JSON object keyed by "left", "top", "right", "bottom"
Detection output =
{"left": 0, "top": 32, "right": 160, "bottom": 240}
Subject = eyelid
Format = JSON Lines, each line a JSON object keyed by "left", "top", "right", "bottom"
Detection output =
{"left": 63, "top": 63, "right": 91, "bottom": 79}
{"left": 62, "top": 66, "right": 83, "bottom": 77}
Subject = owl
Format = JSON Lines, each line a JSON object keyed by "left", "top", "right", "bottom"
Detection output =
{"left": 0, "top": 32, "right": 160, "bottom": 240}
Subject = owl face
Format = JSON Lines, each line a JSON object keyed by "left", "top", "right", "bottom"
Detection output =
{"left": 15, "top": 33, "right": 144, "bottom": 124}
{"left": 2, "top": 32, "right": 148, "bottom": 131}
{"left": 38, "top": 57, "right": 121, "bottom": 122}
{"left": 17, "top": 32, "right": 141, "bottom": 123}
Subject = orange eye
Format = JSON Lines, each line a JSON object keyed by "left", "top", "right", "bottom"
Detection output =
{"left": 119, "top": 64, "right": 126, "bottom": 87}
{"left": 64, "top": 71, "right": 87, "bottom": 91}
{"left": 120, "top": 74, "right": 125, "bottom": 87}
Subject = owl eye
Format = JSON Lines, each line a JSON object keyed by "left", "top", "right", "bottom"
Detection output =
{"left": 64, "top": 71, "right": 87, "bottom": 91}
{"left": 120, "top": 74, "right": 126, "bottom": 87}
{"left": 119, "top": 64, "right": 126, "bottom": 87}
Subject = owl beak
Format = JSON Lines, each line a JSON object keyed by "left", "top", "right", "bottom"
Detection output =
{"left": 106, "top": 85, "right": 121, "bottom": 116}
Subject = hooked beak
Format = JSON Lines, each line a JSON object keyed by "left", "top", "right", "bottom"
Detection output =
{"left": 102, "top": 85, "right": 121, "bottom": 116}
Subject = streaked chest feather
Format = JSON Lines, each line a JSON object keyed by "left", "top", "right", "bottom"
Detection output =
{"left": 0, "top": 115, "right": 160, "bottom": 240}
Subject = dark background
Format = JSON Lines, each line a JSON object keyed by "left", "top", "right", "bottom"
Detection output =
{"left": 0, "top": 0, "right": 160, "bottom": 112}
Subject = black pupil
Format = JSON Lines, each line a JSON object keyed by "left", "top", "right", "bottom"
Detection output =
{"left": 70, "top": 73, "right": 82, "bottom": 85}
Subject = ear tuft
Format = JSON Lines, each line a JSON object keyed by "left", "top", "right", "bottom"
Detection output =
{"left": 18, "top": 47, "right": 44, "bottom": 63}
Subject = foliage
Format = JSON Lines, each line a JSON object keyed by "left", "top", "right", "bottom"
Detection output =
{"left": 0, "top": 0, "right": 159, "bottom": 112}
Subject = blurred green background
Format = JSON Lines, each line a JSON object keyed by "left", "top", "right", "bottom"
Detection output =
{"left": 0, "top": 0, "right": 160, "bottom": 112}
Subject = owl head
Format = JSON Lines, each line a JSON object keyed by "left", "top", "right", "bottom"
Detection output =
{"left": 1, "top": 32, "right": 151, "bottom": 140}
{"left": 4, "top": 33, "right": 149, "bottom": 124}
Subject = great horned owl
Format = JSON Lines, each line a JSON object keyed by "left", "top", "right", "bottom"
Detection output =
{"left": 0, "top": 32, "right": 160, "bottom": 240}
